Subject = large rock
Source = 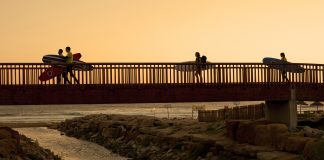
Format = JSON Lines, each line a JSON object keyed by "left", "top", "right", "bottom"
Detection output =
{"left": 235, "top": 120, "right": 255, "bottom": 143}
{"left": 101, "top": 127, "right": 122, "bottom": 139}
{"left": 0, "top": 127, "right": 20, "bottom": 157}
{"left": 225, "top": 120, "right": 240, "bottom": 140}
{"left": 303, "top": 140, "right": 324, "bottom": 160}
{"left": 273, "top": 132, "right": 289, "bottom": 151}
{"left": 254, "top": 124, "right": 289, "bottom": 147}
{"left": 224, "top": 143, "right": 275, "bottom": 157}
{"left": 284, "top": 136, "right": 313, "bottom": 153}
{"left": 302, "top": 126, "right": 324, "bottom": 138}
{"left": 254, "top": 125, "right": 272, "bottom": 146}
{"left": 269, "top": 124, "right": 289, "bottom": 147}
{"left": 235, "top": 120, "right": 271, "bottom": 144}
{"left": 257, "top": 151, "right": 301, "bottom": 160}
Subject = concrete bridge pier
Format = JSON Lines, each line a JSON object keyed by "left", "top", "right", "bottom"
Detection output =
{"left": 265, "top": 87, "right": 297, "bottom": 129}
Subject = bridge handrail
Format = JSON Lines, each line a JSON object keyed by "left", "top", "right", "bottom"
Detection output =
{"left": 0, "top": 62, "right": 324, "bottom": 85}
{"left": 0, "top": 62, "right": 323, "bottom": 65}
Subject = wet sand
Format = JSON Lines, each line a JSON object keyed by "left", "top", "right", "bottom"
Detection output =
{"left": 16, "top": 127, "right": 127, "bottom": 160}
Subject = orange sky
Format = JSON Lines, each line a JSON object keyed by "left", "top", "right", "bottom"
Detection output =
{"left": 0, "top": 0, "right": 324, "bottom": 63}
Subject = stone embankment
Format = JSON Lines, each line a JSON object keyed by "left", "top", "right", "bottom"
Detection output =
{"left": 226, "top": 120, "right": 324, "bottom": 160}
{"left": 57, "top": 114, "right": 309, "bottom": 160}
{"left": 0, "top": 127, "right": 60, "bottom": 160}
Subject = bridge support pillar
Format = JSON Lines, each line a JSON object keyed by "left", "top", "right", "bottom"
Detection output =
{"left": 265, "top": 88, "right": 297, "bottom": 129}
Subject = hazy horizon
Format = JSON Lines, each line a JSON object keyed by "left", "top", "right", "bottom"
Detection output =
{"left": 1, "top": 0, "right": 324, "bottom": 63}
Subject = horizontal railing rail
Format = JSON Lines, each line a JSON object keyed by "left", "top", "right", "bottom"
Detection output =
{"left": 0, "top": 63, "right": 324, "bottom": 85}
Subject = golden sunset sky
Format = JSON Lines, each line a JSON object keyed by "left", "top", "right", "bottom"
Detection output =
{"left": 0, "top": 0, "right": 323, "bottom": 63}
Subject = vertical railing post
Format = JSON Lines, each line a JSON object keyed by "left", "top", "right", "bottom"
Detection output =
{"left": 243, "top": 65, "right": 247, "bottom": 84}
{"left": 315, "top": 65, "right": 318, "bottom": 84}
{"left": 22, "top": 65, "right": 25, "bottom": 85}
{"left": 217, "top": 65, "right": 221, "bottom": 84}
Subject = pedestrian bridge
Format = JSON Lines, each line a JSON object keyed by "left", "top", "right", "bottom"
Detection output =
{"left": 1, "top": 62, "right": 324, "bottom": 105}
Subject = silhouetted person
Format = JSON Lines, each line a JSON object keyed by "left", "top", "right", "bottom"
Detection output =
{"left": 56, "top": 49, "right": 63, "bottom": 84}
{"left": 280, "top": 52, "right": 289, "bottom": 82}
{"left": 195, "top": 52, "right": 203, "bottom": 83}
{"left": 56, "top": 49, "right": 70, "bottom": 84}
{"left": 65, "top": 46, "right": 79, "bottom": 84}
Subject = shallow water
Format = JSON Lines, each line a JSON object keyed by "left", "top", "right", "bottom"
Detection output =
{"left": 2, "top": 101, "right": 262, "bottom": 160}
{"left": 16, "top": 127, "right": 127, "bottom": 160}
{"left": 0, "top": 102, "right": 263, "bottom": 123}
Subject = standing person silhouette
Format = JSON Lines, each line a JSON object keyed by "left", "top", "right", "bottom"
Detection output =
{"left": 65, "top": 46, "right": 79, "bottom": 84}
{"left": 195, "top": 52, "right": 203, "bottom": 83}
{"left": 280, "top": 52, "right": 289, "bottom": 82}
{"left": 56, "top": 49, "right": 70, "bottom": 84}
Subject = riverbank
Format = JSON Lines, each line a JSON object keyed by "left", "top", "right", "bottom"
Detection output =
{"left": 57, "top": 114, "right": 308, "bottom": 160}
{"left": 0, "top": 127, "right": 60, "bottom": 160}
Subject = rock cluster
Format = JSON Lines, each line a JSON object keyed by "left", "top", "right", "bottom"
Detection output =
{"left": 0, "top": 127, "right": 60, "bottom": 160}
{"left": 226, "top": 120, "right": 324, "bottom": 159}
{"left": 58, "top": 114, "right": 302, "bottom": 160}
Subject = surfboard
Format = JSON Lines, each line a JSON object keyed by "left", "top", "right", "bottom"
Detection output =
{"left": 39, "top": 53, "right": 86, "bottom": 81}
{"left": 262, "top": 57, "right": 305, "bottom": 73}
{"left": 71, "top": 61, "right": 93, "bottom": 71}
{"left": 39, "top": 67, "right": 64, "bottom": 81}
{"left": 174, "top": 61, "right": 214, "bottom": 72}
{"left": 42, "top": 53, "right": 81, "bottom": 63}
{"left": 42, "top": 53, "right": 93, "bottom": 71}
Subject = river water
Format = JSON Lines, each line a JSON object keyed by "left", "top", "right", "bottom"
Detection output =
{"left": 16, "top": 127, "right": 127, "bottom": 160}
{"left": 0, "top": 102, "right": 263, "bottom": 123}
{"left": 0, "top": 101, "right": 270, "bottom": 160}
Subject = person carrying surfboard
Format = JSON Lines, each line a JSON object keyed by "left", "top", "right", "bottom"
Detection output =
{"left": 56, "top": 49, "right": 71, "bottom": 85}
{"left": 280, "top": 52, "right": 289, "bottom": 82}
{"left": 195, "top": 52, "right": 203, "bottom": 83}
{"left": 56, "top": 49, "right": 63, "bottom": 84}
{"left": 65, "top": 46, "right": 79, "bottom": 84}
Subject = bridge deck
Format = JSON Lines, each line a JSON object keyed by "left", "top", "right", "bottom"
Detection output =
{"left": 1, "top": 63, "right": 323, "bottom": 104}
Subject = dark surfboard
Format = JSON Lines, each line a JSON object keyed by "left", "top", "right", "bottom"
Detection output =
{"left": 262, "top": 57, "right": 305, "bottom": 73}
{"left": 174, "top": 61, "right": 214, "bottom": 72}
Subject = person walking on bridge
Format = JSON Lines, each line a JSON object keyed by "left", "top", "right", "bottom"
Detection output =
{"left": 280, "top": 52, "right": 289, "bottom": 82}
{"left": 56, "top": 49, "right": 70, "bottom": 85}
{"left": 195, "top": 52, "right": 203, "bottom": 83}
{"left": 65, "top": 46, "right": 79, "bottom": 84}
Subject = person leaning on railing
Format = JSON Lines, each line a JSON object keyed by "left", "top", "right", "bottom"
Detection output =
{"left": 65, "top": 46, "right": 79, "bottom": 84}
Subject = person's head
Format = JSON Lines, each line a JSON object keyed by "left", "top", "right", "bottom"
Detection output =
{"left": 280, "top": 52, "right": 285, "bottom": 57}
{"left": 195, "top": 52, "right": 200, "bottom": 57}
{"left": 58, "top": 49, "right": 63, "bottom": 55}
{"left": 66, "top": 46, "right": 71, "bottom": 52}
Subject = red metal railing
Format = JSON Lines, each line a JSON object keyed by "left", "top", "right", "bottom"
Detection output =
{"left": 0, "top": 63, "right": 323, "bottom": 85}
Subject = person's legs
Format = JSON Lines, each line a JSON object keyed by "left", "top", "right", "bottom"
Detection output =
{"left": 195, "top": 69, "right": 202, "bottom": 83}
{"left": 56, "top": 75, "right": 61, "bottom": 85}
{"left": 67, "top": 64, "right": 79, "bottom": 84}
{"left": 282, "top": 71, "right": 289, "bottom": 82}
{"left": 62, "top": 71, "right": 70, "bottom": 84}
{"left": 70, "top": 71, "right": 79, "bottom": 84}
{"left": 65, "top": 66, "right": 73, "bottom": 84}
{"left": 195, "top": 64, "right": 201, "bottom": 83}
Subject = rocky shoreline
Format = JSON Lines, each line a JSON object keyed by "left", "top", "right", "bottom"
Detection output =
{"left": 57, "top": 114, "right": 317, "bottom": 160}
{"left": 0, "top": 127, "right": 60, "bottom": 160}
